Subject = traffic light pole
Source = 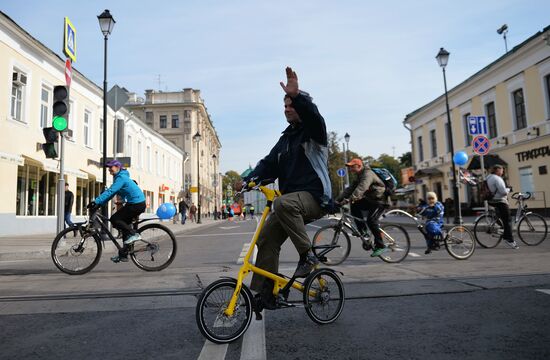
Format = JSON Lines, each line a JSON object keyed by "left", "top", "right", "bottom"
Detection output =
{"left": 56, "top": 133, "right": 66, "bottom": 234}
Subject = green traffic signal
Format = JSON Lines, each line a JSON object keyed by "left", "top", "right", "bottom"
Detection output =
{"left": 52, "top": 115, "right": 68, "bottom": 131}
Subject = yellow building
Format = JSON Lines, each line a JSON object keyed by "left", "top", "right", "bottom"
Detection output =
{"left": 0, "top": 12, "right": 184, "bottom": 235}
{"left": 404, "top": 26, "right": 550, "bottom": 213}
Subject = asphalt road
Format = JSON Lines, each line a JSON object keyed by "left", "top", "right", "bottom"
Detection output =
{"left": 1, "top": 216, "right": 550, "bottom": 359}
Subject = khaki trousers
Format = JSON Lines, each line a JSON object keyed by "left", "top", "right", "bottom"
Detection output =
{"left": 250, "top": 191, "right": 322, "bottom": 292}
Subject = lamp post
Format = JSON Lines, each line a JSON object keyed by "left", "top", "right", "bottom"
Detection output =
{"left": 436, "top": 47, "right": 462, "bottom": 224}
{"left": 212, "top": 154, "right": 218, "bottom": 220}
{"left": 193, "top": 131, "right": 202, "bottom": 224}
{"left": 344, "top": 132, "right": 350, "bottom": 187}
{"left": 97, "top": 9, "right": 115, "bottom": 217}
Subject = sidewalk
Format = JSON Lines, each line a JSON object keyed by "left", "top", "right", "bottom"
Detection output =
{"left": 0, "top": 218, "right": 222, "bottom": 261}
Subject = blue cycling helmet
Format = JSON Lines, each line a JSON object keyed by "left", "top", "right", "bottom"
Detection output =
{"left": 425, "top": 222, "right": 442, "bottom": 236}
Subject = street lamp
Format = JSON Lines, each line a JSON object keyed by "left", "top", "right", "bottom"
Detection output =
{"left": 212, "top": 154, "right": 218, "bottom": 220}
{"left": 436, "top": 47, "right": 462, "bottom": 224}
{"left": 344, "top": 132, "right": 350, "bottom": 187}
{"left": 193, "top": 131, "right": 202, "bottom": 224}
{"left": 97, "top": 9, "right": 115, "bottom": 216}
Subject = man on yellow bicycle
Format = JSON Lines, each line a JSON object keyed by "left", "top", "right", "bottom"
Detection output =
{"left": 238, "top": 67, "right": 331, "bottom": 309}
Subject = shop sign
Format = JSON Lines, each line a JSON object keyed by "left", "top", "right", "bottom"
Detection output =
{"left": 515, "top": 145, "right": 550, "bottom": 162}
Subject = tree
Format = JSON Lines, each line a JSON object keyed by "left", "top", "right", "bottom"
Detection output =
{"left": 398, "top": 152, "right": 412, "bottom": 168}
{"left": 376, "top": 153, "right": 402, "bottom": 184}
{"left": 222, "top": 170, "right": 242, "bottom": 192}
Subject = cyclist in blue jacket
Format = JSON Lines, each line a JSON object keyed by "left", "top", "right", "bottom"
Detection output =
{"left": 87, "top": 160, "right": 146, "bottom": 262}
{"left": 417, "top": 191, "right": 444, "bottom": 254}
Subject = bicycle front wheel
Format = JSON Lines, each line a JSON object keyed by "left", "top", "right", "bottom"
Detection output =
{"left": 445, "top": 225, "right": 475, "bottom": 260}
{"left": 303, "top": 268, "right": 345, "bottom": 325}
{"left": 379, "top": 224, "right": 410, "bottom": 263}
{"left": 473, "top": 214, "right": 503, "bottom": 248}
{"left": 196, "top": 278, "right": 253, "bottom": 344}
{"left": 51, "top": 227, "right": 102, "bottom": 275}
{"left": 130, "top": 223, "right": 177, "bottom": 271}
{"left": 517, "top": 213, "right": 548, "bottom": 246}
{"left": 312, "top": 224, "right": 351, "bottom": 266}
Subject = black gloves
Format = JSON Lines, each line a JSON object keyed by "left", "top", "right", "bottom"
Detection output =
{"left": 86, "top": 201, "right": 98, "bottom": 210}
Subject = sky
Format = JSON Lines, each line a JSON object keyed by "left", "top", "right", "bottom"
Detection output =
{"left": 3, "top": 1, "right": 550, "bottom": 173}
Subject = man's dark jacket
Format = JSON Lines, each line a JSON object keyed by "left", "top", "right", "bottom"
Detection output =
{"left": 65, "top": 190, "right": 74, "bottom": 213}
{"left": 245, "top": 93, "right": 331, "bottom": 205}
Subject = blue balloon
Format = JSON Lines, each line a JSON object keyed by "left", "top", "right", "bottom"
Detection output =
{"left": 156, "top": 202, "right": 176, "bottom": 219}
{"left": 453, "top": 151, "right": 469, "bottom": 166}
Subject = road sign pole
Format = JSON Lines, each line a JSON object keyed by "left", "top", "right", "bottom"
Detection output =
{"left": 480, "top": 154, "right": 488, "bottom": 212}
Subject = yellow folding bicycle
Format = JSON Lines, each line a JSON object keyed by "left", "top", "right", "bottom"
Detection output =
{"left": 195, "top": 180, "right": 345, "bottom": 344}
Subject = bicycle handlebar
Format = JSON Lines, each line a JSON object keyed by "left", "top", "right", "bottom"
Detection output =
{"left": 512, "top": 192, "right": 531, "bottom": 200}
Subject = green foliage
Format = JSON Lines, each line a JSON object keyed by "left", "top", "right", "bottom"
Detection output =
{"left": 222, "top": 170, "right": 242, "bottom": 191}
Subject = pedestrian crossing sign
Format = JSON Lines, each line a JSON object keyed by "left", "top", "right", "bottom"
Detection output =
{"left": 64, "top": 17, "right": 77, "bottom": 62}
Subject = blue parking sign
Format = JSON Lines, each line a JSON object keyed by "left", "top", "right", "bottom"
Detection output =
{"left": 468, "top": 116, "right": 487, "bottom": 136}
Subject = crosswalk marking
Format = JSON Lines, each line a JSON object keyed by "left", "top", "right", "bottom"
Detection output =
{"left": 197, "top": 340, "right": 227, "bottom": 360}
{"left": 536, "top": 289, "right": 550, "bottom": 296}
{"left": 408, "top": 252, "right": 421, "bottom": 257}
{"left": 237, "top": 243, "right": 257, "bottom": 264}
{"left": 220, "top": 226, "right": 239, "bottom": 230}
{"left": 240, "top": 313, "right": 267, "bottom": 360}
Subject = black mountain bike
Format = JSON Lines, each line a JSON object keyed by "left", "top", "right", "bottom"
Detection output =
{"left": 51, "top": 208, "right": 177, "bottom": 275}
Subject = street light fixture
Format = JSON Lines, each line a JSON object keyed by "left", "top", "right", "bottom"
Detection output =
{"left": 193, "top": 131, "right": 202, "bottom": 224}
{"left": 436, "top": 47, "right": 462, "bottom": 224}
{"left": 212, "top": 154, "right": 218, "bottom": 220}
{"left": 97, "top": 9, "right": 115, "bottom": 217}
{"left": 344, "top": 132, "right": 350, "bottom": 187}
{"left": 497, "top": 24, "right": 509, "bottom": 53}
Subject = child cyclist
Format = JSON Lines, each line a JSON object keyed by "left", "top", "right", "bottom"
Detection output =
{"left": 417, "top": 191, "right": 444, "bottom": 254}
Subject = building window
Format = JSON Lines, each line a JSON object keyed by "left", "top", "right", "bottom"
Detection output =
{"left": 519, "top": 166, "right": 534, "bottom": 193}
{"left": 155, "top": 150, "right": 160, "bottom": 175}
{"left": 486, "top": 102, "right": 498, "bottom": 139}
{"left": 127, "top": 135, "right": 132, "bottom": 157}
{"left": 67, "top": 100, "right": 75, "bottom": 141}
{"left": 172, "top": 114, "right": 180, "bottom": 128}
{"left": 76, "top": 178, "right": 90, "bottom": 216}
{"left": 145, "top": 111, "right": 154, "bottom": 126}
{"left": 137, "top": 141, "right": 142, "bottom": 168}
{"left": 146, "top": 146, "right": 151, "bottom": 172}
{"left": 15, "top": 164, "right": 40, "bottom": 216}
{"left": 160, "top": 115, "right": 167, "bottom": 128}
{"left": 184, "top": 121, "right": 191, "bottom": 134}
{"left": 430, "top": 129, "right": 437, "bottom": 158}
{"left": 417, "top": 136, "right": 424, "bottom": 162}
{"left": 84, "top": 110, "right": 91, "bottom": 147}
{"left": 162, "top": 154, "right": 165, "bottom": 177}
{"left": 513, "top": 89, "right": 527, "bottom": 130}
{"left": 463, "top": 113, "right": 471, "bottom": 147}
{"left": 99, "top": 118, "right": 104, "bottom": 151}
{"left": 11, "top": 70, "right": 27, "bottom": 122}
{"left": 184, "top": 110, "right": 191, "bottom": 120}
{"left": 545, "top": 75, "right": 550, "bottom": 119}
{"left": 40, "top": 86, "right": 51, "bottom": 128}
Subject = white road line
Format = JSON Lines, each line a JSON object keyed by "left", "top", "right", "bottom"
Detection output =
{"left": 307, "top": 224, "right": 322, "bottom": 229}
{"left": 408, "top": 252, "right": 421, "bottom": 257}
{"left": 219, "top": 226, "right": 240, "bottom": 230}
{"left": 182, "top": 232, "right": 255, "bottom": 237}
{"left": 197, "top": 340, "right": 227, "bottom": 360}
{"left": 237, "top": 243, "right": 257, "bottom": 264}
{"left": 240, "top": 314, "right": 266, "bottom": 360}
{"left": 536, "top": 289, "right": 550, "bottom": 295}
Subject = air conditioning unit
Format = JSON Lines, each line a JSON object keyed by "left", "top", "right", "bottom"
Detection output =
{"left": 12, "top": 71, "right": 27, "bottom": 86}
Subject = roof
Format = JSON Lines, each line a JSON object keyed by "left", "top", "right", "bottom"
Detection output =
{"left": 415, "top": 168, "right": 443, "bottom": 178}
{"left": 240, "top": 166, "right": 253, "bottom": 179}
{"left": 404, "top": 24, "right": 550, "bottom": 123}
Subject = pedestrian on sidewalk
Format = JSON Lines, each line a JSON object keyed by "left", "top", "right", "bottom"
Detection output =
{"left": 189, "top": 203, "right": 197, "bottom": 223}
{"left": 487, "top": 164, "right": 518, "bottom": 249}
{"left": 64, "top": 183, "right": 74, "bottom": 228}
{"left": 178, "top": 199, "right": 188, "bottom": 225}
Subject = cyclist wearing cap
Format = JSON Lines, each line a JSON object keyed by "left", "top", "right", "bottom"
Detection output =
{"left": 87, "top": 159, "right": 146, "bottom": 262}
{"left": 336, "top": 158, "right": 387, "bottom": 257}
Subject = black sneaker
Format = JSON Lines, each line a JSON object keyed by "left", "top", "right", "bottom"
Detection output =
{"left": 294, "top": 250, "right": 319, "bottom": 278}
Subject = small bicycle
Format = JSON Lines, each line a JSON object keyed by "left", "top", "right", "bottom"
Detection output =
{"left": 195, "top": 180, "right": 345, "bottom": 344}
{"left": 473, "top": 192, "right": 548, "bottom": 248}
{"left": 312, "top": 206, "right": 411, "bottom": 265}
{"left": 384, "top": 209, "right": 475, "bottom": 259}
{"left": 51, "top": 208, "right": 177, "bottom": 275}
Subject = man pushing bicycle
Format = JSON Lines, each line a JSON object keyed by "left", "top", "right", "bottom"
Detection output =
{"left": 237, "top": 67, "right": 332, "bottom": 310}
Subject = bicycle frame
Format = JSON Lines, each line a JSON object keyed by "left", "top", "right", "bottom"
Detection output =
{"left": 224, "top": 185, "right": 311, "bottom": 317}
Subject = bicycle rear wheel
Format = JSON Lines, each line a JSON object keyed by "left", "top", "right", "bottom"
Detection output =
{"left": 51, "top": 227, "right": 102, "bottom": 275}
{"left": 517, "top": 213, "right": 548, "bottom": 246}
{"left": 473, "top": 214, "right": 503, "bottom": 248}
{"left": 445, "top": 225, "right": 475, "bottom": 260}
{"left": 312, "top": 224, "right": 351, "bottom": 265}
{"left": 379, "top": 224, "right": 410, "bottom": 263}
{"left": 196, "top": 278, "right": 253, "bottom": 344}
{"left": 303, "top": 268, "right": 345, "bottom": 324}
{"left": 130, "top": 223, "right": 177, "bottom": 271}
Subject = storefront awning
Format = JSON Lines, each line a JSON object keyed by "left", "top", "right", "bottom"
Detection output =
{"left": 395, "top": 184, "right": 415, "bottom": 196}
{"left": 467, "top": 154, "right": 508, "bottom": 170}
{"left": 414, "top": 168, "right": 443, "bottom": 178}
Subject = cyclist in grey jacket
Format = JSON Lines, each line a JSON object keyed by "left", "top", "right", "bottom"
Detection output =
{"left": 487, "top": 165, "right": 518, "bottom": 249}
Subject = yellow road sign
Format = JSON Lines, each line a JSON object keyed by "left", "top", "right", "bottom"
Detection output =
{"left": 190, "top": 187, "right": 198, "bottom": 193}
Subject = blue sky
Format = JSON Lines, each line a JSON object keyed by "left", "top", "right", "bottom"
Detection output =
{"left": 3, "top": 1, "right": 550, "bottom": 173}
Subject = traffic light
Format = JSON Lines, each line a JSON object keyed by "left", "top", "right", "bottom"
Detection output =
{"left": 42, "top": 127, "right": 59, "bottom": 159}
{"left": 52, "top": 85, "right": 69, "bottom": 132}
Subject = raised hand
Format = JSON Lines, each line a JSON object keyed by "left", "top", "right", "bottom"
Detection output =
{"left": 279, "top": 66, "right": 299, "bottom": 97}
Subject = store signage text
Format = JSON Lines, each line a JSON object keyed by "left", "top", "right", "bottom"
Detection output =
{"left": 515, "top": 145, "right": 550, "bottom": 162}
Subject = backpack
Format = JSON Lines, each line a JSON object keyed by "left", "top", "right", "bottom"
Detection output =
{"left": 480, "top": 177, "right": 495, "bottom": 201}
{"left": 371, "top": 168, "right": 398, "bottom": 197}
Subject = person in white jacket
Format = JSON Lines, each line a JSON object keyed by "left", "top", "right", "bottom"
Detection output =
{"left": 486, "top": 165, "right": 518, "bottom": 249}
